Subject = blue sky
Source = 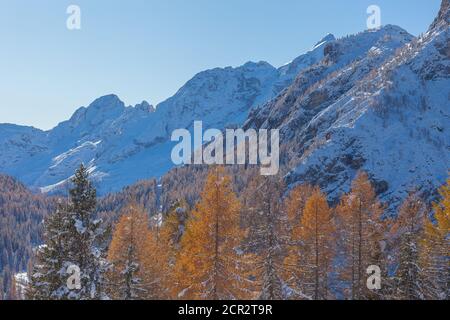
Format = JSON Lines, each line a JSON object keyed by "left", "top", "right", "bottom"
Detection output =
{"left": 0, "top": 0, "right": 442, "bottom": 130}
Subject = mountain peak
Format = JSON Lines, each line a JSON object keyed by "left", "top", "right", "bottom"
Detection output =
{"left": 430, "top": 0, "right": 450, "bottom": 30}
{"left": 242, "top": 60, "right": 273, "bottom": 68}
{"left": 135, "top": 100, "right": 155, "bottom": 112}
{"left": 313, "top": 33, "right": 336, "bottom": 50}
{"left": 89, "top": 94, "right": 124, "bottom": 110}
{"left": 316, "top": 33, "right": 335, "bottom": 45}
{"left": 379, "top": 24, "right": 408, "bottom": 32}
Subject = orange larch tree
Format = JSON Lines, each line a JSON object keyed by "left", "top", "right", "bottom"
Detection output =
{"left": 283, "top": 184, "right": 314, "bottom": 299}
{"left": 173, "top": 167, "right": 253, "bottom": 300}
{"left": 419, "top": 176, "right": 450, "bottom": 299}
{"left": 243, "top": 175, "right": 287, "bottom": 300}
{"left": 285, "top": 184, "right": 315, "bottom": 226}
{"left": 335, "top": 172, "right": 385, "bottom": 300}
{"left": 284, "top": 188, "right": 335, "bottom": 300}
{"left": 107, "top": 203, "right": 161, "bottom": 299}
{"left": 155, "top": 200, "right": 190, "bottom": 299}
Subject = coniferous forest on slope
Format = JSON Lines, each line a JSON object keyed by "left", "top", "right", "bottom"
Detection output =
{"left": 2, "top": 164, "right": 447, "bottom": 300}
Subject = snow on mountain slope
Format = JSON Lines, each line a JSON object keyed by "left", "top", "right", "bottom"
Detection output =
{"left": 245, "top": 5, "right": 449, "bottom": 211}
{"left": 0, "top": 34, "right": 334, "bottom": 194}
{"left": 246, "top": 25, "right": 414, "bottom": 129}
{"left": 0, "top": 124, "right": 48, "bottom": 167}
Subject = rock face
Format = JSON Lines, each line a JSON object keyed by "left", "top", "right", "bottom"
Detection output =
{"left": 430, "top": 0, "right": 450, "bottom": 30}
{"left": 245, "top": 9, "right": 449, "bottom": 211}
{"left": 0, "top": 34, "right": 334, "bottom": 194}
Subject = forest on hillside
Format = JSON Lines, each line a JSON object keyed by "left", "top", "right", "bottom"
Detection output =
{"left": 4, "top": 164, "right": 447, "bottom": 300}
{"left": 0, "top": 176, "right": 56, "bottom": 299}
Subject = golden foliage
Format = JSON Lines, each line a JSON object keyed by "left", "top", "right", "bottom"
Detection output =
{"left": 335, "top": 172, "right": 385, "bottom": 300}
{"left": 107, "top": 203, "right": 165, "bottom": 299}
{"left": 173, "top": 167, "right": 254, "bottom": 300}
{"left": 284, "top": 187, "right": 335, "bottom": 300}
{"left": 419, "top": 176, "right": 450, "bottom": 299}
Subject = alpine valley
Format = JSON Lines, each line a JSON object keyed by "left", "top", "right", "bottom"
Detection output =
{"left": 0, "top": 0, "right": 449, "bottom": 301}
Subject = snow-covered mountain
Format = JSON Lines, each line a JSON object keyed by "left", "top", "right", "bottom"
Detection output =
{"left": 245, "top": 1, "right": 450, "bottom": 211}
{"left": 0, "top": 33, "right": 335, "bottom": 194}
{"left": 1, "top": 1, "right": 448, "bottom": 204}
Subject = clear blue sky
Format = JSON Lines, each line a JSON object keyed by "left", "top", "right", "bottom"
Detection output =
{"left": 0, "top": 0, "right": 441, "bottom": 130}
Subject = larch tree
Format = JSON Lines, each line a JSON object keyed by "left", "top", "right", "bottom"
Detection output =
{"left": 173, "top": 167, "right": 252, "bottom": 300}
{"left": 283, "top": 184, "right": 314, "bottom": 299}
{"left": 336, "top": 172, "right": 385, "bottom": 300}
{"left": 142, "top": 224, "right": 170, "bottom": 299}
{"left": 285, "top": 184, "right": 315, "bottom": 226}
{"left": 389, "top": 192, "right": 426, "bottom": 300}
{"left": 419, "top": 177, "right": 449, "bottom": 300}
{"left": 243, "top": 175, "right": 287, "bottom": 300}
{"left": 284, "top": 188, "right": 335, "bottom": 300}
{"left": 158, "top": 200, "right": 190, "bottom": 298}
{"left": 107, "top": 203, "right": 153, "bottom": 300}
{"left": 9, "top": 275, "right": 17, "bottom": 300}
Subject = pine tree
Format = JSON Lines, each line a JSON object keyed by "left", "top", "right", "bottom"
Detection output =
{"left": 173, "top": 167, "right": 252, "bottom": 300}
{"left": 27, "top": 202, "right": 72, "bottom": 300}
{"left": 284, "top": 188, "right": 335, "bottom": 300}
{"left": 28, "top": 164, "right": 109, "bottom": 300}
{"left": 390, "top": 192, "right": 426, "bottom": 300}
{"left": 244, "top": 175, "right": 287, "bottom": 300}
{"left": 107, "top": 204, "right": 153, "bottom": 300}
{"left": 65, "top": 164, "right": 109, "bottom": 300}
{"left": 336, "top": 172, "right": 385, "bottom": 300}
{"left": 419, "top": 177, "right": 450, "bottom": 300}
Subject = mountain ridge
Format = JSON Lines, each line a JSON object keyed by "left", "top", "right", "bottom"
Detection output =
{"left": 0, "top": 31, "right": 342, "bottom": 194}
{"left": 0, "top": 7, "right": 447, "bottom": 201}
{"left": 244, "top": 5, "right": 449, "bottom": 211}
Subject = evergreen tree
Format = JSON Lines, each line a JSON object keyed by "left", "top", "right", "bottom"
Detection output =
{"left": 27, "top": 202, "right": 72, "bottom": 300}
{"left": 28, "top": 164, "right": 109, "bottom": 300}
{"left": 65, "top": 164, "right": 109, "bottom": 300}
